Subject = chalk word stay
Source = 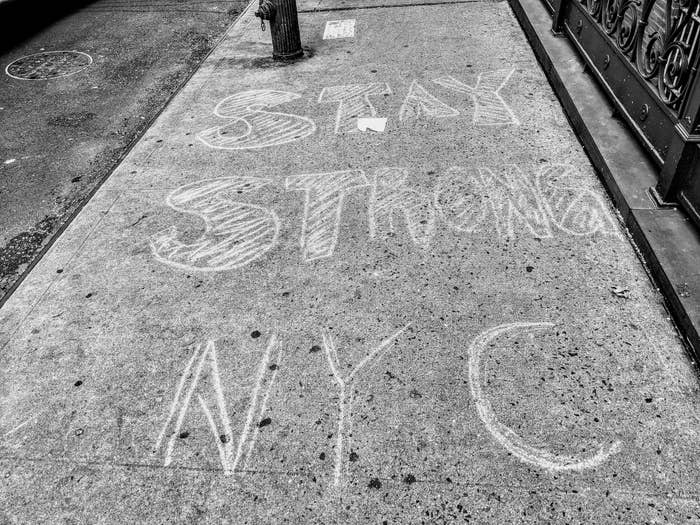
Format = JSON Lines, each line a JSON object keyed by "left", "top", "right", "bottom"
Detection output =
{"left": 150, "top": 164, "right": 617, "bottom": 272}
{"left": 197, "top": 70, "right": 518, "bottom": 149}
{"left": 155, "top": 323, "right": 621, "bottom": 484}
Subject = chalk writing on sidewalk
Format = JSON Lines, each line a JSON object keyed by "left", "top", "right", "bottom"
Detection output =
{"left": 152, "top": 165, "right": 617, "bottom": 271}
{"left": 433, "top": 69, "right": 520, "bottom": 126}
{"left": 322, "top": 325, "right": 410, "bottom": 489}
{"left": 369, "top": 167, "right": 436, "bottom": 248}
{"left": 285, "top": 170, "right": 370, "bottom": 261}
{"left": 154, "top": 336, "right": 282, "bottom": 475}
{"left": 399, "top": 80, "right": 460, "bottom": 123}
{"left": 154, "top": 324, "right": 620, "bottom": 481}
{"left": 536, "top": 165, "right": 618, "bottom": 235}
{"left": 198, "top": 90, "right": 317, "bottom": 150}
{"left": 434, "top": 165, "right": 552, "bottom": 239}
{"left": 318, "top": 83, "right": 392, "bottom": 134}
{"left": 196, "top": 70, "right": 518, "bottom": 147}
{"left": 150, "top": 177, "right": 280, "bottom": 272}
{"left": 467, "top": 322, "right": 622, "bottom": 471}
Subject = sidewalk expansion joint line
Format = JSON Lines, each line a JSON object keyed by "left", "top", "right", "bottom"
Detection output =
{"left": 2, "top": 453, "right": 697, "bottom": 501}
{"left": 299, "top": 0, "right": 487, "bottom": 13}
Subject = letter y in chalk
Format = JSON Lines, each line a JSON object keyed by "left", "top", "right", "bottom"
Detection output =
{"left": 322, "top": 325, "right": 410, "bottom": 490}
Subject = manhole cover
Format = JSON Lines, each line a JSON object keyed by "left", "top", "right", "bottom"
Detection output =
{"left": 5, "top": 51, "right": 92, "bottom": 80}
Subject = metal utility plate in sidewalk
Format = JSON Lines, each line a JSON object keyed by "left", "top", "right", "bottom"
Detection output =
{"left": 2, "top": 0, "right": 700, "bottom": 522}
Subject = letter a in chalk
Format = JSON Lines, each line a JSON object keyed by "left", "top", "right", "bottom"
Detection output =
{"left": 286, "top": 171, "right": 370, "bottom": 261}
{"left": 399, "top": 80, "right": 459, "bottom": 123}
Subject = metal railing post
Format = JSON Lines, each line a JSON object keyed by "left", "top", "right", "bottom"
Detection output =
{"left": 550, "top": 0, "right": 569, "bottom": 35}
{"left": 655, "top": 54, "right": 700, "bottom": 202}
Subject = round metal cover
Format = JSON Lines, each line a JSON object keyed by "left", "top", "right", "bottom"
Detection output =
{"left": 5, "top": 51, "right": 92, "bottom": 80}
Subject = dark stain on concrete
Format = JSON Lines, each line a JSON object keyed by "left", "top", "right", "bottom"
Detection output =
{"left": 368, "top": 478, "right": 382, "bottom": 489}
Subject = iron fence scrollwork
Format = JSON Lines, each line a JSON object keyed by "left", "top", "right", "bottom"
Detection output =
{"left": 549, "top": 0, "right": 700, "bottom": 226}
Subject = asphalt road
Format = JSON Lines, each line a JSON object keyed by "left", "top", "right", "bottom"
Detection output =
{"left": 0, "top": 0, "right": 247, "bottom": 302}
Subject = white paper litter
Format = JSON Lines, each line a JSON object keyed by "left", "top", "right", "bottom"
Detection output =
{"left": 357, "top": 118, "right": 387, "bottom": 132}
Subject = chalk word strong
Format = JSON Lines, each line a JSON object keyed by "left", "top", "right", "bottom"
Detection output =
{"left": 155, "top": 323, "right": 621, "bottom": 486}
{"left": 197, "top": 69, "right": 518, "bottom": 150}
{"left": 151, "top": 165, "right": 617, "bottom": 272}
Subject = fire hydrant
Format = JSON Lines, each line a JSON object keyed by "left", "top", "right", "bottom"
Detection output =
{"left": 255, "top": 0, "right": 304, "bottom": 60}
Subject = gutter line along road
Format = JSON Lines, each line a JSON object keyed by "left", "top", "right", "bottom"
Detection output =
{"left": 0, "top": 0, "right": 247, "bottom": 303}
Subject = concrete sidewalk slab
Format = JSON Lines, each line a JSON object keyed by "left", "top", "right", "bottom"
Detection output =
{"left": 2, "top": 0, "right": 700, "bottom": 522}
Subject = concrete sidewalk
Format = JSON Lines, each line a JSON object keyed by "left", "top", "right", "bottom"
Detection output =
{"left": 2, "top": 0, "right": 700, "bottom": 522}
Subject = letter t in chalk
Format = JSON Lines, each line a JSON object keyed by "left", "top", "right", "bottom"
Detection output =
{"left": 285, "top": 170, "right": 370, "bottom": 261}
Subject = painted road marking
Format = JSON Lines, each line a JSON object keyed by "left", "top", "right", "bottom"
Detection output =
{"left": 323, "top": 19, "right": 356, "bottom": 39}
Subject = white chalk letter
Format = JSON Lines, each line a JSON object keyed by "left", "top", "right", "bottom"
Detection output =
{"left": 151, "top": 177, "right": 280, "bottom": 272}
{"left": 322, "top": 325, "right": 409, "bottom": 489}
{"left": 536, "top": 165, "right": 618, "bottom": 236}
{"left": 286, "top": 170, "right": 370, "bottom": 261}
{"left": 198, "top": 90, "right": 316, "bottom": 150}
{"left": 154, "top": 341, "right": 236, "bottom": 474}
{"left": 478, "top": 166, "right": 552, "bottom": 238}
{"left": 155, "top": 337, "right": 282, "bottom": 475}
{"left": 434, "top": 166, "right": 492, "bottom": 235}
{"left": 318, "top": 83, "right": 392, "bottom": 134}
{"left": 433, "top": 69, "right": 519, "bottom": 125}
{"left": 399, "top": 80, "right": 459, "bottom": 123}
{"left": 467, "top": 322, "right": 622, "bottom": 471}
{"left": 434, "top": 166, "right": 552, "bottom": 239}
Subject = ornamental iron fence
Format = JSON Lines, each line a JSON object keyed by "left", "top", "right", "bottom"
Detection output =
{"left": 548, "top": 0, "right": 700, "bottom": 226}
